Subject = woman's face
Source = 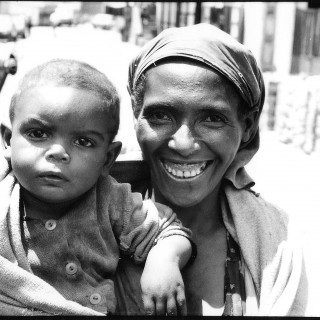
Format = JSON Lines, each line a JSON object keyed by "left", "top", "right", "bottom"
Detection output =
{"left": 135, "top": 61, "right": 250, "bottom": 207}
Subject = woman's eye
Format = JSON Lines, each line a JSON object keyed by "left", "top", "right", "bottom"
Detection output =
{"left": 145, "top": 111, "right": 172, "bottom": 122}
{"left": 203, "top": 114, "right": 225, "bottom": 123}
{"left": 26, "top": 129, "right": 48, "bottom": 139}
{"left": 74, "top": 137, "right": 94, "bottom": 147}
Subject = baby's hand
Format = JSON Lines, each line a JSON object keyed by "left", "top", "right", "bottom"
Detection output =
{"left": 140, "top": 260, "right": 186, "bottom": 316}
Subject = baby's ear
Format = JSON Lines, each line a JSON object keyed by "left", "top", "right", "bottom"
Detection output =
{"left": 101, "top": 141, "right": 122, "bottom": 177}
{"left": 0, "top": 123, "right": 12, "bottom": 161}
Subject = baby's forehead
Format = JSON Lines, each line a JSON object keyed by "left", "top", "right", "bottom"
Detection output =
{"left": 20, "top": 84, "right": 104, "bottom": 104}
{"left": 20, "top": 83, "right": 97, "bottom": 97}
{"left": 16, "top": 85, "right": 108, "bottom": 119}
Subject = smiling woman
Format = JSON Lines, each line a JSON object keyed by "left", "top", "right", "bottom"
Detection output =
{"left": 114, "top": 23, "right": 308, "bottom": 316}
{"left": 135, "top": 60, "right": 249, "bottom": 208}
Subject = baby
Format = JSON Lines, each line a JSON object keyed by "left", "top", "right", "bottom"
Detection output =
{"left": 0, "top": 59, "right": 193, "bottom": 316}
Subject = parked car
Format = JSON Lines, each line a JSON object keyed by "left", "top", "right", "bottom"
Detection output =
{"left": 50, "top": 7, "right": 74, "bottom": 27}
{"left": 0, "top": 14, "right": 17, "bottom": 41}
{"left": 91, "top": 14, "right": 114, "bottom": 30}
{"left": 12, "top": 15, "right": 28, "bottom": 38}
{"left": 0, "top": 53, "right": 17, "bottom": 91}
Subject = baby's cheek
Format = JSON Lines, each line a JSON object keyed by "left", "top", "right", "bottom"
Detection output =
{"left": 11, "top": 162, "right": 31, "bottom": 190}
{"left": 72, "top": 157, "right": 104, "bottom": 183}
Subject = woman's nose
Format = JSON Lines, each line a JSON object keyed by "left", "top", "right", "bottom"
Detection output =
{"left": 168, "top": 124, "right": 200, "bottom": 156}
{"left": 45, "top": 143, "right": 70, "bottom": 163}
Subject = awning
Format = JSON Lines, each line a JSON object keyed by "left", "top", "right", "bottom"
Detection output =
{"left": 105, "top": 2, "right": 127, "bottom": 9}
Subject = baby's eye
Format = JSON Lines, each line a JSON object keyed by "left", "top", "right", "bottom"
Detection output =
{"left": 26, "top": 129, "right": 48, "bottom": 139}
{"left": 74, "top": 137, "right": 94, "bottom": 147}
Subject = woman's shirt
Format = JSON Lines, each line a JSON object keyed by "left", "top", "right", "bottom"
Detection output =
{"left": 223, "top": 231, "right": 246, "bottom": 315}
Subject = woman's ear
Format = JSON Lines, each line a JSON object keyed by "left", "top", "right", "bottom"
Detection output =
{"left": 130, "top": 94, "right": 136, "bottom": 109}
{"left": 130, "top": 95, "right": 138, "bottom": 129}
{"left": 101, "top": 141, "right": 122, "bottom": 177}
{"left": 133, "top": 114, "right": 138, "bottom": 130}
{"left": 1, "top": 123, "right": 12, "bottom": 161}
{"left": 241, "top": 109, "right": 258, "bottom": 143}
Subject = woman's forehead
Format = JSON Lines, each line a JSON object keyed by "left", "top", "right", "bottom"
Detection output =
{"left": 143, "top": 62, "right": 241, "bottom": 112}
{"left": 145, "top": 60, "right": 238, "bottom": 96}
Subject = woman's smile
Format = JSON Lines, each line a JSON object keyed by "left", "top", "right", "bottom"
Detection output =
{"left": 161, "top": 159, "right": 212, "bottom": 179}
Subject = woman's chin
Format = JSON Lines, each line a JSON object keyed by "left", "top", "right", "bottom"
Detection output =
{"left": 157, "top": 188, "right": 206, "bottom": 208}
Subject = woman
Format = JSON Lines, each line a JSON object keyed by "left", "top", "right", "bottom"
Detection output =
{"left": 115, "top": 23, "right": 307, "bottom": 316}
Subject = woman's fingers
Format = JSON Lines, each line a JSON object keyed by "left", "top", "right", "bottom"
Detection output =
{"left": 143, "top": 295, "right": 167, "bottom": 315}
{"left": 166, "top": 296, "right": 178, "bottom": 316}
{"left": 165, "top": 290, "right": 187, "bottom": 316}
{"left": 155, "top": 299, "right": 166, "bottom": 315}
{"left": 176, "top": 287, "right": 187, "bottom": 315}
{"left": 143, "top": 291, "right": 187, "bottom": 316}
{"left": 142, "top": 294, "right": 155, "bottom": 315}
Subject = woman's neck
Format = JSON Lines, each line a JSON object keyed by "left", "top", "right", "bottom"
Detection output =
{"left": 153, "top": 187, "right": 224, "bottom": 236}
{"left": 21, "top": 188, "right": 76, "bottom": 220}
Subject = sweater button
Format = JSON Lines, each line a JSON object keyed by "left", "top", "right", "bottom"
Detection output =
{"left": 66, "top": 262, "right": 77, "bottom": 275}
{"left": 90, "top": 293, "right": 101, "bottom": 305}
{"left": 45, "top": 220, "right": 56, "bottom": 230}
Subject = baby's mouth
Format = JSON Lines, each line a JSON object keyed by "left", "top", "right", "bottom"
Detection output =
{"left": 162, "top": 160, "right": 210, "bottom": 179}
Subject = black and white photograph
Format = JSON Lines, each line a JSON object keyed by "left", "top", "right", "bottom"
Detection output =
{"left": 0, "top": 1, "right": 319, "bottom": 316}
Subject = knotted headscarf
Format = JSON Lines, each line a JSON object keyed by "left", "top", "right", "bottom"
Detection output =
{"left": 127, "top": 23, "right": 265, "bottom": 189}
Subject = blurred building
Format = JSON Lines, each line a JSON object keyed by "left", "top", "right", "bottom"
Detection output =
{"left": 140, "top": 2, "right": 317, "bottom": 74}
{"left": 0, "top": 1, "right": 82, "bottom": 26}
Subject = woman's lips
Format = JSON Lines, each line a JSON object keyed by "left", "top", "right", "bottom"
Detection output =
{"left": 162, "top": 160, "right": 209, "bottom": 179}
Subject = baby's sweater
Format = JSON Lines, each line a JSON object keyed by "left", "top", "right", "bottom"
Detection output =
{"left": 0, "top": 156, "right": 190, "bottom": 315}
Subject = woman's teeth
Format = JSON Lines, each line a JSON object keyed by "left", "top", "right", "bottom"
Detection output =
{"left": 163, "top": 161, "right": 207, "bottom": 178}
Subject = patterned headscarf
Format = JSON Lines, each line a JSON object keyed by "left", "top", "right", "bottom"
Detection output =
{"left": 127, "top": 23, "right": 265, "bottom": 189}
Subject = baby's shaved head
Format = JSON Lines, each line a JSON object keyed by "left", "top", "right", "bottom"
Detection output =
{"left": 10, "top": 59, "right": 120, "bottom": 140}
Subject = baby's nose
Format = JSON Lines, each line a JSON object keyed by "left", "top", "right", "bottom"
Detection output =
{"left": 45, "top": 144, "right": 70, "bottom": 163}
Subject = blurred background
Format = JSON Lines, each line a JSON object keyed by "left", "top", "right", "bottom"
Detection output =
{"left": 0, "top": 1, "right": 319, "bottom": 298}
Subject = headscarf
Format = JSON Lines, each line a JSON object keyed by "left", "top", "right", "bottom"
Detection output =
{"left": 127, "top": 23, "right": 265, "bottom": 189}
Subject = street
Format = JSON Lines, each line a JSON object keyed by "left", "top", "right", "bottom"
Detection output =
{"left": 0, "top": 25, "right": 319, "bottom": 306}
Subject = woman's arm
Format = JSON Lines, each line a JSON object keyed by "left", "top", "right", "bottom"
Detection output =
{"left": 140, "top": 235, "right": 192, "bottom": 315}
{"left": 116, "top": 191, "right": 195, "bottom": 315}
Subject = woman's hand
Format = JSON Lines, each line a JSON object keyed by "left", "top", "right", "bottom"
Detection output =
{"left": 140, "top": 235, "right": 191, "bottom": 316}
{"left": 141, "top": 258, "right": 186, "bottom": 316}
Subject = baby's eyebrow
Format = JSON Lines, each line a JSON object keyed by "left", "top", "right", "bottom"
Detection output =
{"left": 20, "top": 117, "right": 51, "bottom": 127}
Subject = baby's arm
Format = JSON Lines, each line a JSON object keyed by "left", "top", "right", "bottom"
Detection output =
{"left": 141, "top": 234, "right": 192, "bottom": 316}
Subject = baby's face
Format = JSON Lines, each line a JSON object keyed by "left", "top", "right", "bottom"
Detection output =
{"left": 9, "top": 85, "right": 114, "bottom": 204}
